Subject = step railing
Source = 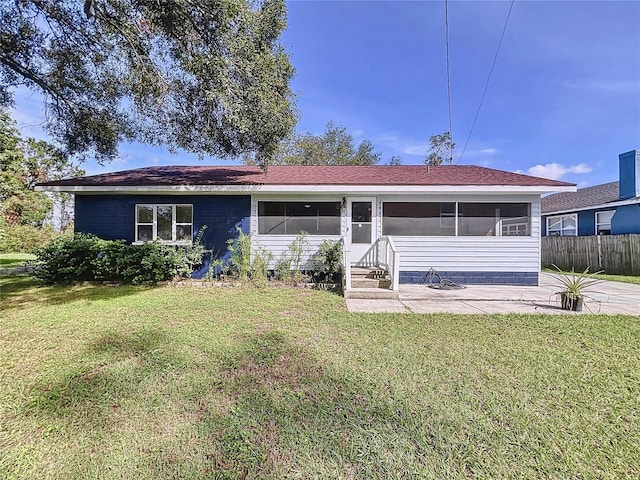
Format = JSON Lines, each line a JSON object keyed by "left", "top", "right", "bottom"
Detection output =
{"left": 344, "top": 236, "right": 400, "bottom": 292}
{"left": 378, "top": 236, "right": 400, "bottom": 292}
{"left": 341, "top": 237, "right": 351, "bottom": 292}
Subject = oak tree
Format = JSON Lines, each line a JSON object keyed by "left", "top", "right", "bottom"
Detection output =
{"left": 0, "top": 0, "right": 296, "bottom": 164}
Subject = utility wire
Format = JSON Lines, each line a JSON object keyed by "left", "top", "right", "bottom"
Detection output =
{"left": 458, "top": 0, "right": 515, "bottom": 164}
{"left": 444, "top": 0, "right": 453, "bottom": 164}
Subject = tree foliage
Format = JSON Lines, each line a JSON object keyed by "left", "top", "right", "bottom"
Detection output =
{"left": 424, "top": 131, "right": 455, "bottom": 166}
{"left": 246, "top": 121, "right": 381, "bottom": 166}
{"left": 0, "top": 0, "right": 296, "bottom": 164}
{"left": 0, "top": 110, "right": 83, "bottom": 227}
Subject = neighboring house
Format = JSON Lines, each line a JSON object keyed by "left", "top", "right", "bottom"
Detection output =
{"left": 37, "top": 165, "right": 573, "bottom": 286}
{"left": 542, "top": 150, "right": 640, "bottom": 236}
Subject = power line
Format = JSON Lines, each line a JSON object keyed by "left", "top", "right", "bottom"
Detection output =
{"left": 444, "top": 0, "right": 453, "bottom": 164}
{"left": 458, "top": 0, "right": 516, "bottom": 164}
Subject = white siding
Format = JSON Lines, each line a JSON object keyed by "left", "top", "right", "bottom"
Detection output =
{"left": 385, "top": 195, "right": 542, "bottom": 273}
{"left": 253, "top": 234, "right": 341, "bottom": 269}
{"left": 251, "top": 195, "right": 345, "bottom": 269}
{"left": 392, "top": 237, "right": 539, "bottom": 272}
{"left": 249, "top": 194, "right": 543, "bottom": 272}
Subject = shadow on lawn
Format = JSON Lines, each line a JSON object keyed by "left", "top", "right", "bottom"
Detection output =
{"left": 0, "top": 275, "right": 153, "bottom": 312}
{"left": 28, "top": 327, "right": 178, "bottom": 419}
{"left": 25, "top": 325, "right": 439, "bottom": 478}
{"left": 193, "top": 328, "right": 434, "bottom": 478}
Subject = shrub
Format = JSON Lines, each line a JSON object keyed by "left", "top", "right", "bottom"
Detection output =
{"left": 226, "top": 227, "right": 252, "bottom": 280}
{"left": 116, "top": 241, "right": 182, "bottom": 285}
{"left": 274, "top": 233, "right": 310, "bottom": 281}
{"left": 0, "top": 223, "right": 59, "bottom": 253}
{"left": 313, "top": 239, "right": 343, "bottom": 283}
{"left": 32, "top": 231, "right": 207, "bottom": 285}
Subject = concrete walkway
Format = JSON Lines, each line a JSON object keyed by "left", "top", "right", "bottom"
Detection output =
{"left": 346, "top": 273, "right": 640, "bottom": 315}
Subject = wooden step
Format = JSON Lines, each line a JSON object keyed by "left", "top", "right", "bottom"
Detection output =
{"left": 351, "top": 266, "right": 388, "bottom": 279}
{"left": 351, "top": 278, "right": 392, "bottom": 289}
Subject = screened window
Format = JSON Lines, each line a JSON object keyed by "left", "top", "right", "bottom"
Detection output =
{"left": 258, "top": 201, "right": 341, "bottom": 235}
{"left": 382, "top": 202, "right": 456, "bottom": 236}
{"left": 546, "top": 214, "right": 577, "bottom": 236}
{"left": 135, "top": 204, "right": 193, "bottom": 243}
{"left": 595, "top": 210, "right": 614, "bottom": 235}
{"left": 458, "top": 203, "right": 530, "bottom": 236}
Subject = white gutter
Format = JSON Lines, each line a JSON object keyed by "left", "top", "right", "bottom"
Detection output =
{"left": 36, "top": 184, "right": 576, "bottom": 195}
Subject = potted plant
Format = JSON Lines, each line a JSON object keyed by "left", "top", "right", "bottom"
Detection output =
{"left": 551, "top": 264, "right": 603, "bottom": 311}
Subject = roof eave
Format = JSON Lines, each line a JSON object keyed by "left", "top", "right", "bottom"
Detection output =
{"left": 542, "top": 196, "right": 640, "bottom": 215}
{"left": 35, "top": 184, "right": 577, "bottom": 195}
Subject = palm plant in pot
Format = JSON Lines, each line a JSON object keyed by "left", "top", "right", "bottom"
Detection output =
{"left": 551, "top": 264, "right": 603, "bottom": 311}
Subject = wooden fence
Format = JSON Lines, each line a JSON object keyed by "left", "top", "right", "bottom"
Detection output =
{"left": 541, "top": 234, "right": 640, "bottom": 275}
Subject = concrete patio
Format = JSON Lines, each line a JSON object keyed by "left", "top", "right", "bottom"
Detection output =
{"left": 346, "top": 273, "right": 640, "bottom": 315}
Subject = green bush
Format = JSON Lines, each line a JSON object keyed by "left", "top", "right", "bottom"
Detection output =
{"left": 313, "top": 239, "right": 343, "bottom": 283}
{"left": 32, "top": 233, "right": 206, "bottom": 285}
{"left": 116, "top": 241, "right": 182, "bottom": 285}
{"left": 0, "top": 223, "right": 59, "bottom": 253}
{"left": 226, "top": 227, "right": 252, "bottom": 280}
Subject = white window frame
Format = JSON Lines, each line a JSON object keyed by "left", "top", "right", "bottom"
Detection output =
{"left": 546, "top": 214, "right": 577, "bottom": 236}
{"left": 134, "top": 204, "right": 193, "bottom": 244}
{"left": 595, "top": 210, "right": 615, "bottom": 235}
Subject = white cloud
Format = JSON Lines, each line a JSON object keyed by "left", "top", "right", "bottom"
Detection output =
{"left": 526, "top": 162, "right": 592, "bottom": 180}
{"left": 480, "top": 148, "right": 498, "bottom": 155}
{"left": 403, "top": 143, "right": 429, "bottom": 156}
{"left": 560, "top": 79, "right": 639, "bottom": 92}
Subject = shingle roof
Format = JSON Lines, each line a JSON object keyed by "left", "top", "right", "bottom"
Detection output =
{"left": 541, "top": 181, "right": 619, "bottom": 213}
{"left": 39, "top": 165, "right": 573, "bottom": 188}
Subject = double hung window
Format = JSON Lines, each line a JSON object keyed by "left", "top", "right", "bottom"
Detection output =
{"left": 546, "top": 214, "right": 577, "bottom": 236}
{"left": 135, "top": 204, "right": 193, "bottom": 243}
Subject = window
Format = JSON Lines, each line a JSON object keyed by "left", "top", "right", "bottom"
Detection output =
{"left": 546, "top": 214, "right": 577, "bottom": 236}
{"left": 458, "top": 203, "right": 530, "bottom": 236}
{"left": 596, "top": 210, "right": 615, "bottom": 235}
{"left": 135, "top": 204, "right": 193, "bottom": 243}
{"left": 258, "top": 201, "right": 341, "bottom": 235}
{"left": 382, "top": 202, "right": 456, "bottom": 236}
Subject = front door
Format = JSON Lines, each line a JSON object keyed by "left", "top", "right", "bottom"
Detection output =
{"left": 348, "top": 197, "right": 376, "bottom": 265}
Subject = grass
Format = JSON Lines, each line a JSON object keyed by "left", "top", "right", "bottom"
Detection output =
{"left": 1, "top": 275, "right": 639, "bottom": 479}
{"left": 544, "top": 267, "right": 640, "bottom": 285}
{"left": 0, "top": 253, "right": 36, "bottom": 268}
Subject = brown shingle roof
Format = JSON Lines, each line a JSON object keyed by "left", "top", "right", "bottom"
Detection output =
{"left": 541, "top": 181, "right": 619, "bottom": 213}
{"left": 39, "top": 165, "right": 573, "bottom": 188}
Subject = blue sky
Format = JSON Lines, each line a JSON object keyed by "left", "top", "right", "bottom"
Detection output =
{"left": 10, "top": 0, "right": 640, "bottom": 187}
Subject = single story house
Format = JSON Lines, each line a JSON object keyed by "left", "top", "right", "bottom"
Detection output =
{"left": 542, "top": 149, "right": 640, "bottom": 236}
{"left": 37, "top": 165, "right": 574, "bottom": 288}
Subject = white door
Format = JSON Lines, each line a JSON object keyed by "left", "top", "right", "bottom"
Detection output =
{"left": 347, "top": 197, "right": 377, "bottom": 265}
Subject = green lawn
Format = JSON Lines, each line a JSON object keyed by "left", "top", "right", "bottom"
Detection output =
{"left": 544, "top": 267, "right": 640, "bottom": 285}
{"left": 1, "top": 276, "right": 638, "bottom": 479}
{"left": 0, "top": 253, "right": 36, "bottom": 268}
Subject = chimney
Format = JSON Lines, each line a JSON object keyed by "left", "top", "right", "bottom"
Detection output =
{"left": 618, "top": 149, "right": 640, "bottom": 199}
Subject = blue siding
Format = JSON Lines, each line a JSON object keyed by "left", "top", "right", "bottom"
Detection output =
{"left": 612, "top": 204, "right": 640, "bottom": 234}
{"left": 577, "top": 210, "right": 595, "bottom": 235}
{"left": 619, "top": 150, "right": 640, "bottom": 199}
{"left": 75, "top": 195, "right": 251, "bottom": 277}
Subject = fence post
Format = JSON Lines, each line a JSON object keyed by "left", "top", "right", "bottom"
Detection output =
{"left": 597, "top": 235, "right": 602, "bottom": 271}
